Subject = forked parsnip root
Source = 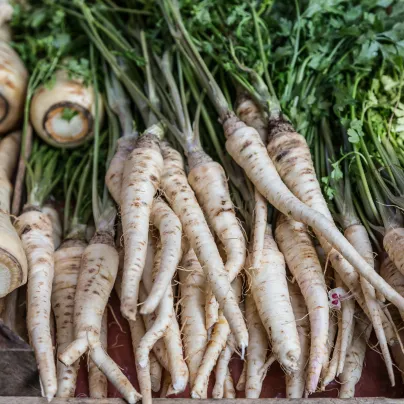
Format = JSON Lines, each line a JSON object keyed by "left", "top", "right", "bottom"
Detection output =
{"left": 120, "top": 128, "right": 164, "bottom": 321}
{"left": 160, "top": 142, "right": 248, "bottom": 351}
{"left": 59, "top": 230, "right": 140, "bottom": 403}
{"left": 141, "top": 198, "right": 182, "bottom": 314}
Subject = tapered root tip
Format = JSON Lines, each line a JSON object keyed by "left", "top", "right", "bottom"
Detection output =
{"left": 191, "top": 391, "right": 201, "bottom": 399}
{"left": 46, "top": 392, "right": 55, "bottom": 402}
{"left": 240, "top": 344, "right": 246, "bottom": 360}
{"left": 173, "top": 379, "right": 187, "bottom": 392}
{"left": 127, "top": 392, "right": 142, "bottom": 404}
{"left": 121, "top": 303, "right": 138, "bottom": 322}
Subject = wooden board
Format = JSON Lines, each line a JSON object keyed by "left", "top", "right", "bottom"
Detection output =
{"left": 1, "top": 399, "right": 404, "bottom": 404}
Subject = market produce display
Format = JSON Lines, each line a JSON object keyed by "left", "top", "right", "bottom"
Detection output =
{"left": 1, "top": 0, "right": 404, "bottom": 402}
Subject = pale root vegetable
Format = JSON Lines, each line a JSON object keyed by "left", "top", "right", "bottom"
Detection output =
{"left": 160, "top": 141, "right": 248, "bottom": 350}
{"left": 0, "top": 131, "right": 27, "bottom": 296}
{"left": 223, "top": 113, "right": 404, "bottom": 310}
{"left": 339, "top": 315, "right": 372, "bottom": 398}
{"left": 389, "top": 307, "right": 404, "bottom": 384}
{"left": 249, "top": 223, "right": 300, "bottom": 373}
{"left": 138, "top": 241, "right": 173, "bottom": 369}
{"left": 105, "top": 134, "right": 136, "bottom": 204}
{"left": 160, "top": 372, "right": 171, "bottom": 398}
{"left": 163, "top": 309, "right": 189, "bottom": 393}
{"left": 178, "top": 248, "right": 208, "bottom": 391}
{"left": 334, "top": 274, "right": 355, "bottom": 378}
{"left": 223, "top": 369, "right": 236, "bottom": 398}
{"left": 244, "top": 292, "right": 269, "bottom": 398}
{"left": 275, "top": 214, "right": 328, "bottom": 393}
{"left": 187, "top": 150, "right": 246, "bottom": 285}
{"left": 286, "top": 281, "right": 310, "bottom": 398}
{"left": 116, "top": 269, "right": 162, "bottom": 401}
{"left": 0, "top": 43, "right": 27, "bottom": 135}
{"left": 191, "top": 312, "right": 231, "bottom": 398}
{"left": 235, "top": 92, "right": 267, "bottom": 143}
{"left": 43, "top": 205, "right": 62, "bottom": 250}
{"left": 15, "top": 207, "right": 57, "bottom": 401}
{"left": 120, "top": 128, "right": 164, "bottom": 322}
{"left": 52, "top": 235, "right": 87, "bottom": 397}
{"left": 59, "top": 230, "right": 140, "bottom": 404}
{"left": 205, "top": 288, "right": 219, "bottom": 330}
{"left": 212, "top": 277, "right": 243, "bottom": 399}
{"left": 251, "top": 189, "right": 267, "bottom": 271}
{"left": 0, "top": 1, "right": 12, "bottom": 42}
{"left": 322, "top": 311, "right": 343, "bottom": 389}
{"left": 88, "top": 310, "right": 108, "bottom": 399}
{"left": 345, "top": 224, "right": 394, "bottom": 385}
{"left": 380, "top": 256, "right": 404, "bottom": 320}
{"left": 141, "top": 198, "right": 182, "bottom": 314}
{"left": 322, "top": 313, "right": 338, "bottom": 380}
{"left": 140, "top": 237, "right": 188, "bottom": 393}
{"left": 384, "top": 228, "right": 404, "bottom": 276}
{"left": 30, "top": 70, "right": 104, "bottom": 148}
{"left": 138, "top": 284, "right": 170, "bottom": 372}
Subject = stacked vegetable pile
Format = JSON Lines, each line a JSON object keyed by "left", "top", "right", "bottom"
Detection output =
{"left": 1, "top": 0, "right": 404, "bottom": 402}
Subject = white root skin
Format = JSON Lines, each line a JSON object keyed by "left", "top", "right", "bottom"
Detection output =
{"left": 191, "top": 312, "right": 230, "bottom": 398}
{"left": 249, "top": 223, "right": 300, "bottom": 373}
{"left": 161, "top": 142, "right": 248, "bottom": 350}
{"left": 178, "top": 248, "right": 208, "bottom": 391}
{"left": 59, "top": 232, "right": 139, "bottom": 403}
{"left": 0, "top": 131, "right": 27, "bottom": 296}
{"left": 339, "top": 314, "right": 372, "bottom": 398}
{"left": 223, "top": 369, "right": 236, "bottom": 398}
{"left": 224, "top": 115, "right": 404, "bottom": 310}
{"left": 120, "top": 131, "right": 163, "bottom": 322}
{"left": 236, "top": 361, "right": 247, "bottom": 391}
{"left": 42, "top": 206, "right": 62, "bottom": 250}
{"left": 389, "top": 307, "right": 404, "bottom": 384}
{"left": 235, "top": 92, "right": 268, "bottom": 143}
{"left": 380, "top": 256, "right": 404, "bottom": 321}
{"left": 322, "top": 313, "right": 338, "bottom": 380}
{"left": 244, "top": 293, "right": 269, "bottom": 398}
{"left": 322, "top": 310, "right": 343, "bottom": 389}
{"left": 52, "top": 238, "right": 86, "bottom": 397}
{"left": 138, "top": 242, "right": 173, "bottom": 368}
{"left": 212, "top": 277, "right": 243, "bottom": 399}
{"left": 205, "top": 287, "right": 219, "bottom": 330}
{"left": 149, "top": 351, "right": 163, "bottom": 393}
{"left": 129, "top": 311, "right": 154, "bottom": 404}
{"left": 160, "top": 371, "right": 171, "bottom": 398}
{"left": 251, "top": 189, "right": 267, "bottom": 271}
{"left": 188, "top": 153, "right": 246, "bottom": 283}
{"left": 275, "top": 214, "right": 328, "bottom": 393}
{"left": 139, "top": 284, "right": 170, "bottom": 372}
{"left": 384, "top": 228, "right": 404, "bottom": 276}
{"left": 15, "top": 208, "right": 57, "bottom": 401}
{"left": 87, "top": 332, "right": 141, "bottom": 404}
{"left": 88, "top": 310, "right": 108, "bottom": 398}
{"left": 163, "top": 310, "right": 189, "bottom": 393}
{"left": 141, "top": 199, "right": 182, "bottom": 314}
{"left": 105, "top": 134, "right": 136, "bottom": 204}
{"left": 286, "top": 281, "right": 310, "bottom": 398}
{"left": 345, "top": 224, "right": 394, "bottom": 385}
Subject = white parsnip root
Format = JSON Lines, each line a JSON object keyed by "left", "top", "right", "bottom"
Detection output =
{"left": 178, "top": 248, "right": 208, "bottom": 392}
{"left": 160, "top": 142, "right": 248, "bottom": 351}
{"left": 52, "top": 235, "right": 86, "bottom": 397}
{"left": 249, "top": 223, "right": 300, "bottom": 373}
{"left": 59, "top": 228, "right": 140, "bottom": 404}
{"left": 120, "top": 127, "right": 164, "bottom": 321}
